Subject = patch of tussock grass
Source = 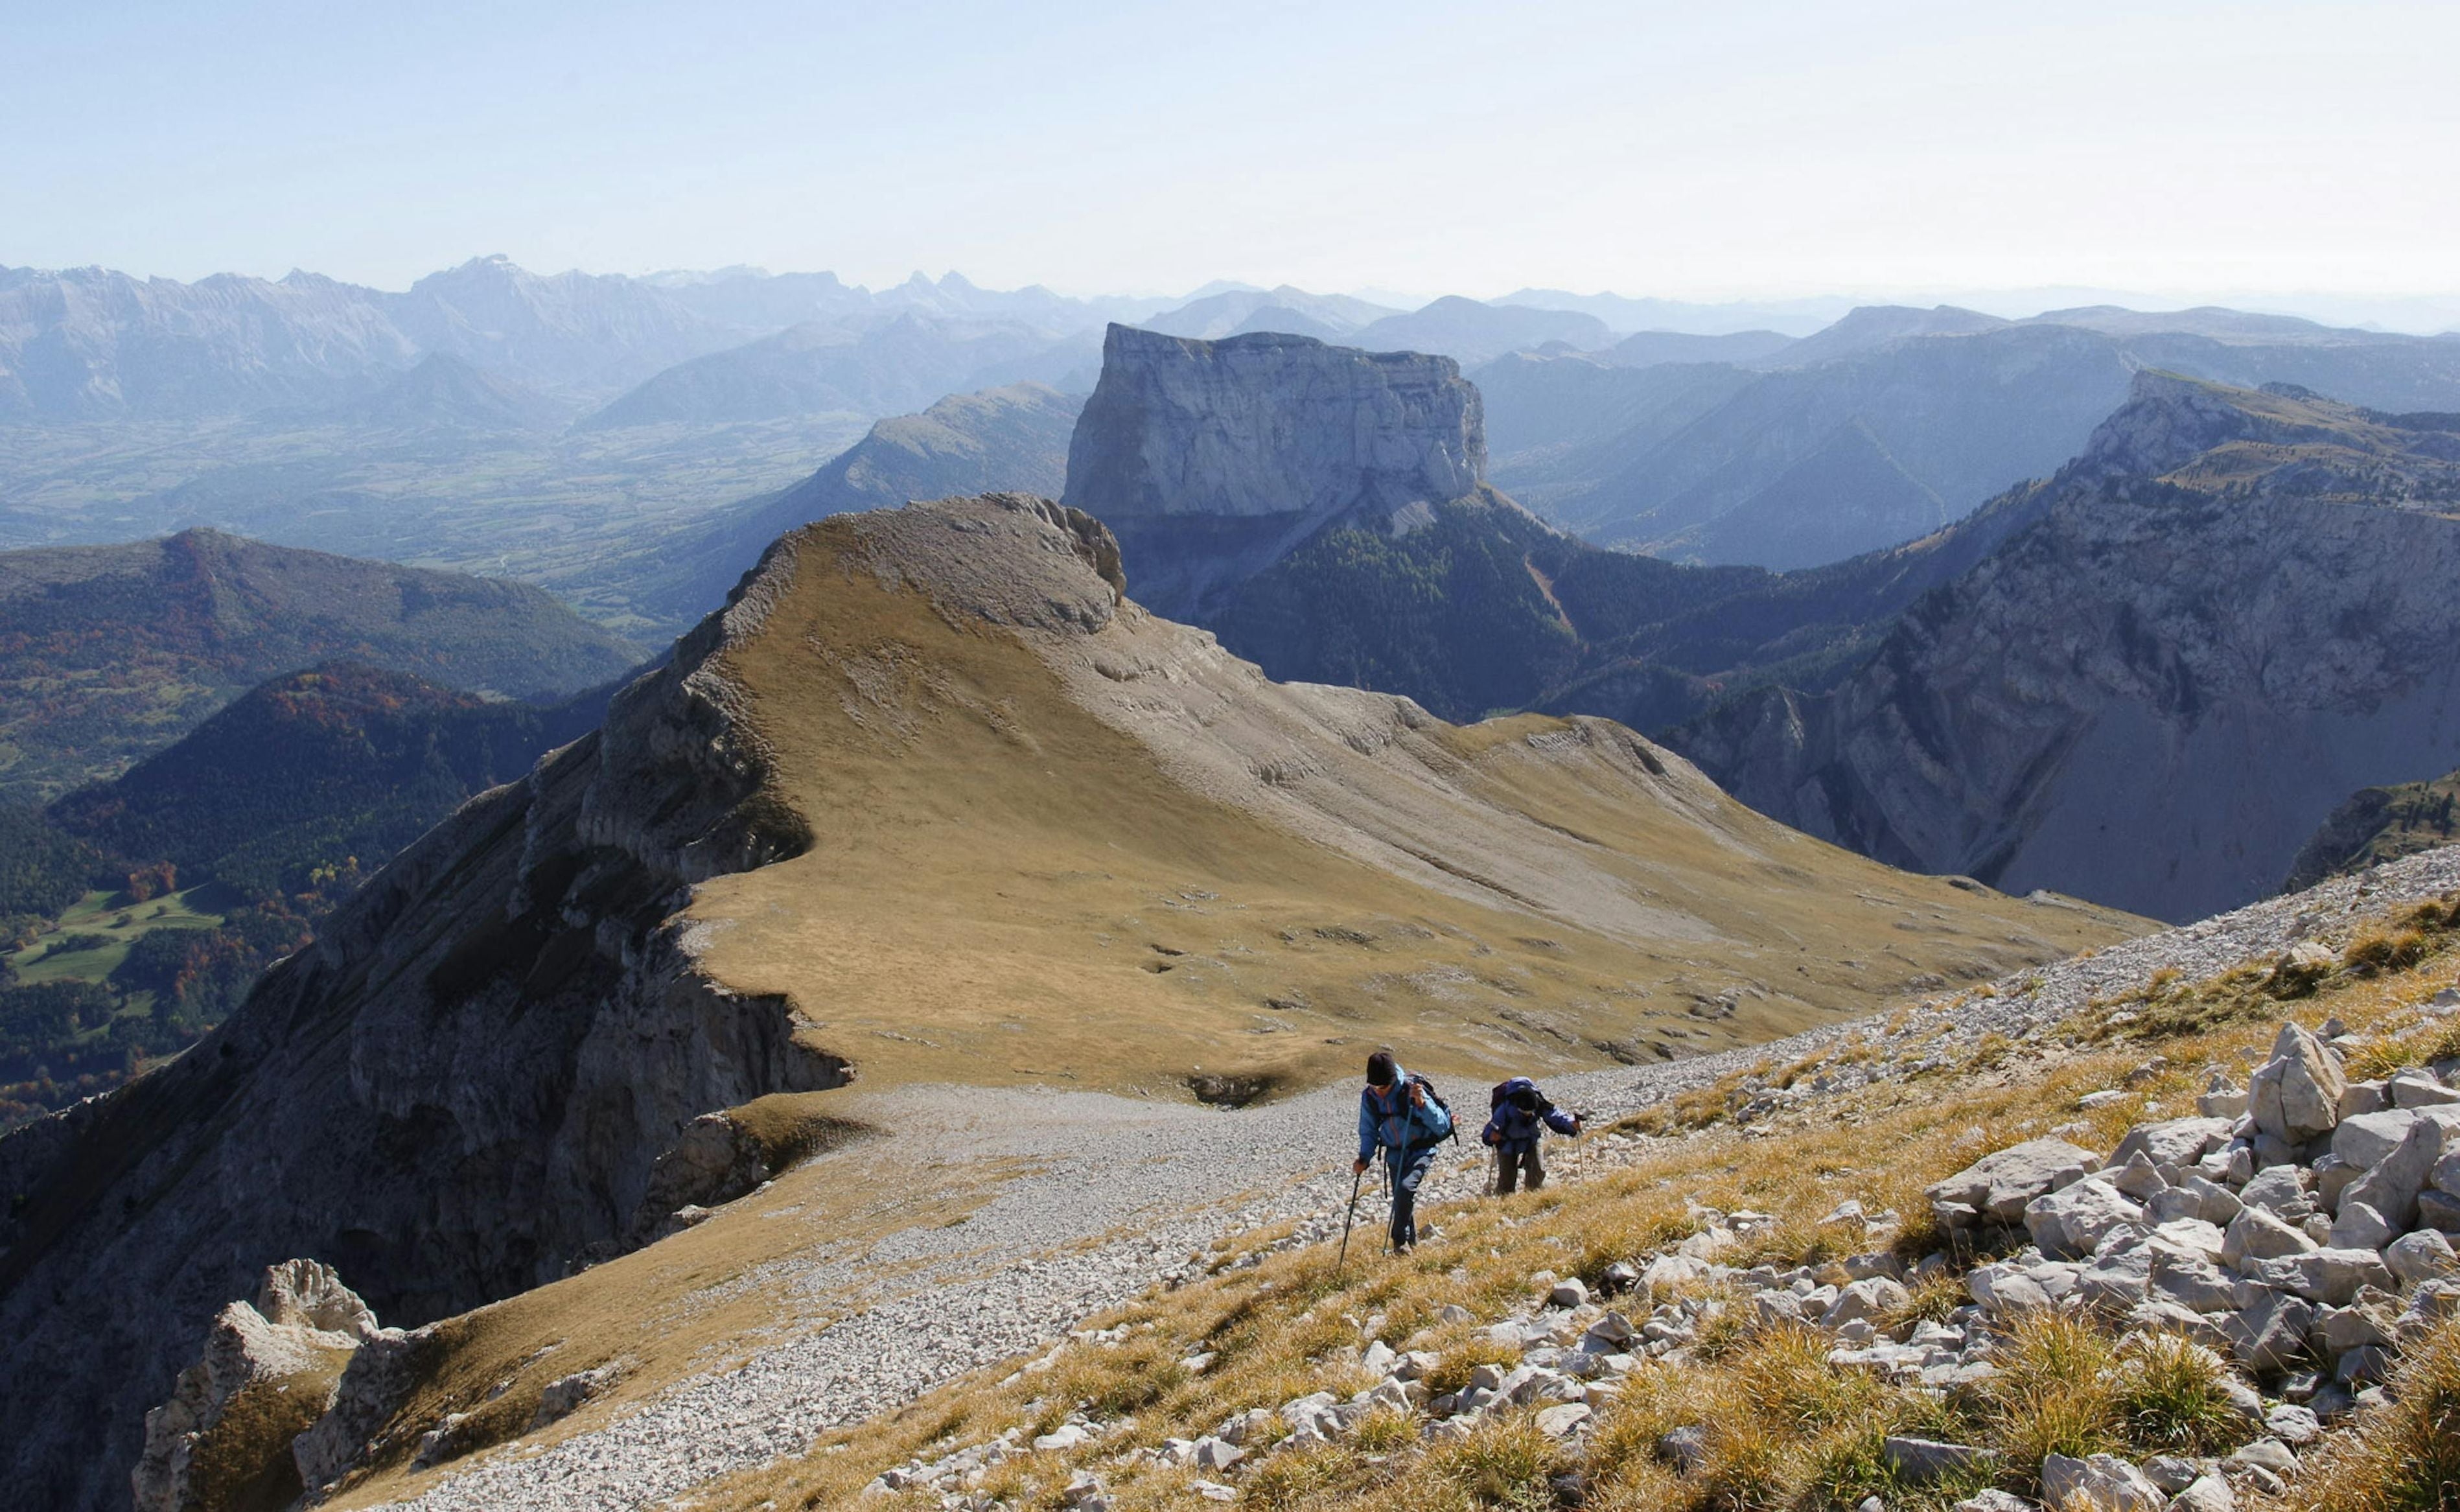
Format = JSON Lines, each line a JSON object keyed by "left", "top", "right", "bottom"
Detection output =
{"left": 2113, "top": 1332, "right": 2249, "bottom": 1457}
{"left": 1983, "top": 1312, "right": 2123, "bottom": 1478}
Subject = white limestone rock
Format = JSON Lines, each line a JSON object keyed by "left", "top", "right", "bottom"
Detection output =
{"left": 2249, "top": 1023, "right": 2346, "bottom": 1145}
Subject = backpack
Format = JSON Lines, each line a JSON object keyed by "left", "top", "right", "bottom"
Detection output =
{"left": 1490, "top": 1076, "right": 1540, "bottom": 1112}
{"left": 1410, "top": 1073, "right": 1459, "bottom": 1144}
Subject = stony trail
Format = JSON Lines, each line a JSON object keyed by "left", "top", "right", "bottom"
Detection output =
{"left": 378, "top": 847, "right": 2460, "bottom": 1511}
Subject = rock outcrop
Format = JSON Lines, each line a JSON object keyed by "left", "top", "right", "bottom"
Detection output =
{"left": 0, "top": 567, "right": 846, "bottom": 1512}
{"left": 1064, "top": 323, "right": 1487, "bottom": 619}
{"left": 130, "top": 1260, "right": 378, "bottom": 1512}
{"left": 1672, "top": 375, "right": 2460, "bottom": 922}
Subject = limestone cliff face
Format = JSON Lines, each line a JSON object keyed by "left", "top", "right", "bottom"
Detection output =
{"left": 0, "top": 573, "right": 846, "bottom": 1512}
{"left": 1673, "top": 375, "right": 2460, "bottom": 923}
{"left": 1064, "top": 323, "right": 1487, "bottom": 618}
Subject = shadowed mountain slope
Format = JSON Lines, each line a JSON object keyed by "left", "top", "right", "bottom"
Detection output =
{"left": 47, "top": 660, "right": 611, "bottom": 897}
{"left": 0, "top": 529, "right": 641, "bottom": 804}
{"left": 0, "top": 494, "right": 2137, "bottom": 1510}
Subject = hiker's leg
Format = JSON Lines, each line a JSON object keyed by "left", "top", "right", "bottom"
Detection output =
{"left": 1524, "top": 1144, "right": 1547, "bottom": 1191}
{"left": 1394, "top": 1147, "right": 1435, "bottom": 1248}
{"left": 1385, "top": 1157, "right": 1410, "bottom": 1249}
{"left": 1492, "top": 1145, "right": 1517, "bottom": 1195}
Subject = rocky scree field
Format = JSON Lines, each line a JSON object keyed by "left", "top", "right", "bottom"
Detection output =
{"left": 640, "top": 849, "right": 2460, "bottom": 1512}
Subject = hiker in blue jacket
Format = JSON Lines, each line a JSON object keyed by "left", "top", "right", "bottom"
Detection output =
{"left": 1481, "top": 1076, "right": 1581, "bottom": 1194}
{"left": 1352, "top": 1048, "right": 1453, "bottom": 1252}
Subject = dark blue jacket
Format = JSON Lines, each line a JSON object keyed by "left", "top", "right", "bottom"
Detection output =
{"left": 1481, "top": 1078, "right": 1578, "bottom": 1153}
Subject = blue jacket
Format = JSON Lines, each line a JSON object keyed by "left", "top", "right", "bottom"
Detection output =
{"left": 1482, "top": 1078, "right": 1579, "bottom": 1152}
{"left": 1358, "top": 1068, "right": 1452, "bottom": 1165}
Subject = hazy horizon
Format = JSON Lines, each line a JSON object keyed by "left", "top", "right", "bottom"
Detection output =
{"left": 10, "top": 0, "right": 2455, "bottom": 323}
{"left": 8, "top": 253, "right": 2458, "bottom": 338}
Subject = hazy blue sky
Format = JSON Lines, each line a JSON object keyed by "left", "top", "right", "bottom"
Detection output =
{"left": 8, "top": 0, "right": 2455, "bottom": 305}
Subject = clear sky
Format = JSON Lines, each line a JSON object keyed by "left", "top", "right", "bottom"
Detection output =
{"left": 8, "top": 0, "right": 2456, "bottom": 308}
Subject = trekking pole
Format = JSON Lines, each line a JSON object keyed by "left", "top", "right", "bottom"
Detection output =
{"left": 1335, "top": 1164, "right": 1367, "bottom": 1274}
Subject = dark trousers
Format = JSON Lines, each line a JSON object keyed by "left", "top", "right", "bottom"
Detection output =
{"left": 1386, "top": 1145, "right": 1436, "bottom": 1250}
{"left": 1493, "top": 1143, "right": 1545, "bottom": 1193}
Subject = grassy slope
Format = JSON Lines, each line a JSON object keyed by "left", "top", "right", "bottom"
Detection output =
{"left": 673, "top": 894, "right": 2460, "bottom": 1512}
{"left": 688, "top": 523, "right": 2132, "bottom": 1100}
{"left": 3, "top": 887, "right": 223, "bottom": 988}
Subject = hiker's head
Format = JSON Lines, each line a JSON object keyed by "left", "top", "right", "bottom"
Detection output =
{"left": 1509, "top": 1086, "right": 1539, "bottom": 1113}
{"left": 1365, "top": 1050, "right": 1397, "bottom": 1088}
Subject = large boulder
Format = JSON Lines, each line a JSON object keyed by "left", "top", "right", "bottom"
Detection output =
{"left": 2111, "top": 1117, "right": 2233, "bottom": 1169}
{"left": 1929, "top": 1138, "right": 2098, "bottom": 1227}
{"left": 2249, "top": 1023, "right": 2345, "bottom": 1145}
{"left": 2343, "top": 1116, "right": 2452, "bottom": 1230}
{"left": 2220, "top": 1207, "right": 2316, "bottom": 1269}
{"left": 2026, "top": 1179, "right": 2144, "bottom": 1260}
{"left": 2218, "top": 1287, "right": 2315, "bottom": 1373}
{"left": 2334, "top": 1107, "right": 2460, "bottom": 1169}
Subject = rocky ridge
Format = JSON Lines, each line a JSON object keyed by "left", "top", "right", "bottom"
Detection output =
{"left": 1673, "top": 375, "right": 2460, "bottom": 924}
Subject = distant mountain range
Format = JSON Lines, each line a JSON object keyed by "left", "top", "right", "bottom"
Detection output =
{"left": 1481, "top": 305, "right": 2460, "bottom": 568}
{"left": 0, "top": 258, "right": 1166, "bottom": 420}
{"left": 12, "top": 257, "right": 2460, "bottom": 647}
{"left": 579, "top": 313, "right": 1099, "bottom": 429}
{"left": 0, "top": 529, "right": 639, "bottom": 803}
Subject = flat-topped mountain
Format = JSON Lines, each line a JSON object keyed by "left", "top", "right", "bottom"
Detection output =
{"left": 1065, "top": 324, "right": 1488, "bottom": 620}
{"left": 0, "top": 529, "right": 640, "bottom": 803}
{"left": 1671, "top": 374, "right": 2460, "bottom": 922}
{"left": 0, "top": 494, "right": 2133, "bottom": 1510}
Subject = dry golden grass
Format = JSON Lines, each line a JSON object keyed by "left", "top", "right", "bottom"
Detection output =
{"left": 661, "top": 905, "right": 2460, "bottom": 1512}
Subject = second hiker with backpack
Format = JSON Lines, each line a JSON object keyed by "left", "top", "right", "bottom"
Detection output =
{"left": 1352, "top": 1047, "right": 1454, "bottom": 1253}
{"left": 1481, "top": 1076, "right": 1581, "bottom": 1194}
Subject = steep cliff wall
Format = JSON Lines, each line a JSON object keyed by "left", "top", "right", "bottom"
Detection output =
{"left": 1063, "top": 324, "right": 1485, "bottom": 618}
{"left": 0, "top": 572, "right": 844, "bottom": 1512}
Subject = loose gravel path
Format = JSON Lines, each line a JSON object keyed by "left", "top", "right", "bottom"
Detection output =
{"left": 379, "top": 848, "right": 2460, "bottom": 1511}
